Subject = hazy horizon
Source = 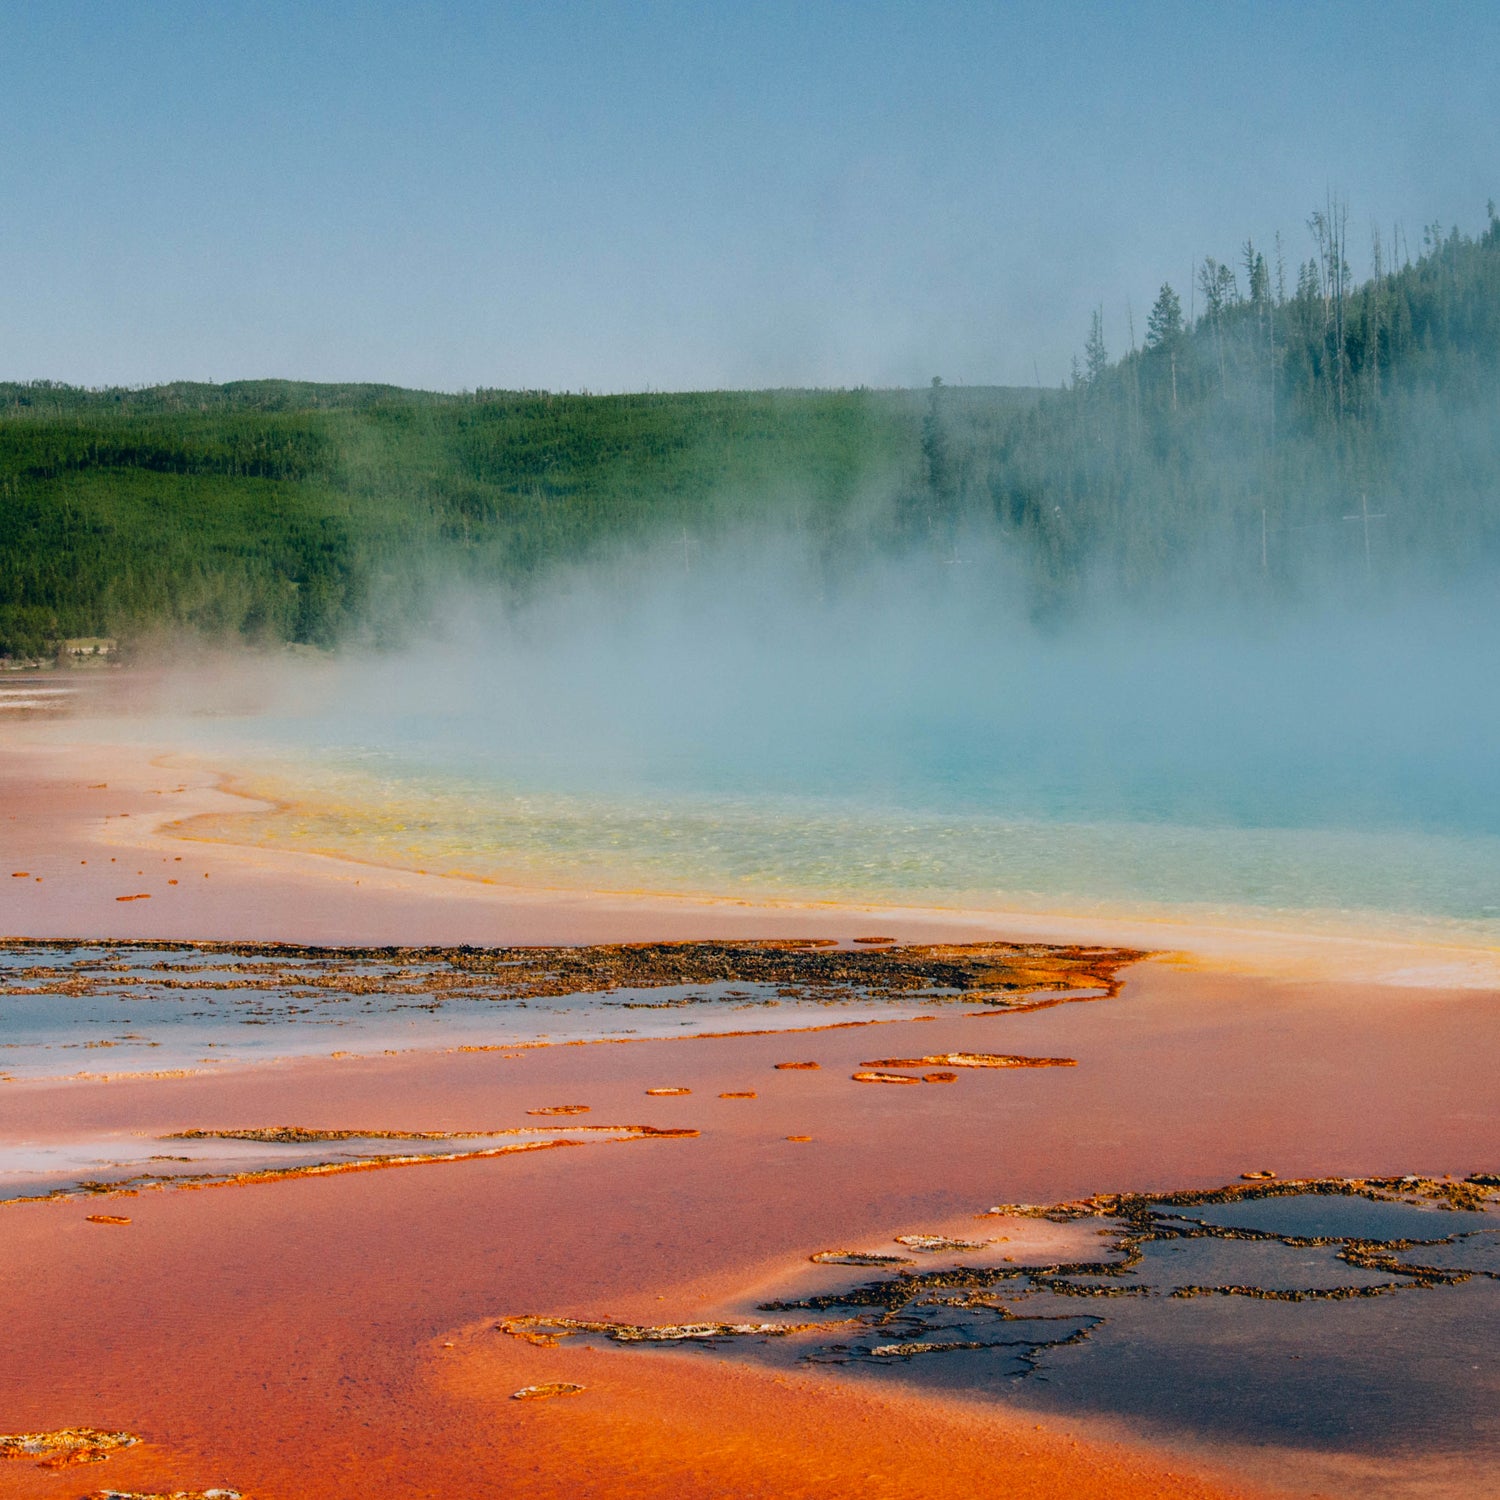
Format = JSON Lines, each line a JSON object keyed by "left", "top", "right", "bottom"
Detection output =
{"left": 6, "top": 1, "right": 1498, "bottom": 392}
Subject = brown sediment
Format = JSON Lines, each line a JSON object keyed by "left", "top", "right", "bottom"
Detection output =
{"left": 0, "top": 936, "right": 1144, "bottom": 1013}
{"left": 850, "top": 1070, "right": 922, "bottom": 1085}
{"left": 863, "top": 1052, "right": 1078, "bottom": 1069}
{"left": 169, "top": 1126, "right": 482, "bottom": 1143}
{"left": 0, "top": 1428, "right": 138, "bottom": 1467}
{"left": 719, "top": 1091, "right": 756, "bottom": 1099}
{"left": 810, "top": 1250, "right": 913, "bottom": 1266}
{"left": 86, "top": 1214, "right": 132, "bottom": 1226}
{"left": 987, "top": 1171, "right": 1500, "bottom": 1223}
{"left": 526, "top": 1105, "right": 590, "bottom": 1116}
{"left": 499, "top": 1314, "right": 823, "bottom": 1346}
{"left": 894, "top": 1233, "right": 990, "bottom": 1252}
{"left": 774, "top": 1060, "right": 819, "bottom": 1069}
{"left": 57, "top": 1068, "right": 200, "bottom": 1083}
{"left": 645, "top": 1086, "right": 691, "bottom": 1096}
{"left": 83, "top": 1491, "right": 242, "bottom": 1500}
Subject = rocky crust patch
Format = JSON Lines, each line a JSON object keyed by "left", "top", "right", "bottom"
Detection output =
{"left": 494, "top": 1173, "right": 1500, "bottom": 1380}
{"left": 0, "top": 937, "right": 1145, "bottom": 1011}
{"left": 0, "top": 1428, "right": 138, "bottom": 1468}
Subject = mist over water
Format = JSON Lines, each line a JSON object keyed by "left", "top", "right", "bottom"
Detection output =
{"left": 154, "top": 527, "right": 1500, "bottom": 943}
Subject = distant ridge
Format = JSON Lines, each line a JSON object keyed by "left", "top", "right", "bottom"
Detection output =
{"left": 0, "top": 378, "right": 1042, "bottom": 416}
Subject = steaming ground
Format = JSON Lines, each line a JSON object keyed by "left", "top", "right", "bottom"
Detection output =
{"left": 78, "top": 534, "right": 1500, "bottom": 943}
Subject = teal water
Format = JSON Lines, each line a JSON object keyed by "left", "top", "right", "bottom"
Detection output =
{"left": 105, "top": 573, "right": 1500, "bottom": 944}
{"left": 176, "top": 732, "right": 1500, "bottom": 945}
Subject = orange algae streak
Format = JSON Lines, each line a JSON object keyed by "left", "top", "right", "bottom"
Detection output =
{"left": 645, "top": 1087, "right": 691, "bottom": 1096}
{"left": 774, "top": 1061, "right": 820, "bottom": 1070}
{"left": 850, "top": 1071, "right": 922, "bottom": 1085}
{"left": 442, "top": 1329, "right": 1258, "bottom": 1500}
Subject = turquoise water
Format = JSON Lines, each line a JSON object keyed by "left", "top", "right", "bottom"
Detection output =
{"left": 120, "top": 568, "right": 1500, "bottom": 944}
{"left": 177, "top": 733, "right": 1500, "bottom": 945}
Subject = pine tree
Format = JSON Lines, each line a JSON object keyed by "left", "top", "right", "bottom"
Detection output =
{"left": 1084, "top": 308, "right": 1109, "bottom": 385}
{"left": 1145, "top": 284, "right": 1184, "bottom": 410}
{"left": 1145, "top": 284, "right": 1183, "bottom": 347}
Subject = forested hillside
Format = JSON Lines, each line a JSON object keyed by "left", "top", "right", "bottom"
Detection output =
{"left": 2, "top": 198, "right": 1497, "bottom": 660}
{"left": 0, "top": 385, "right": 979, "bottom": 658}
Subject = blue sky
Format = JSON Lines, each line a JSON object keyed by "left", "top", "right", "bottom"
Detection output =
{"left": 4, "top": 1, "right": 1497, "bottom": 390}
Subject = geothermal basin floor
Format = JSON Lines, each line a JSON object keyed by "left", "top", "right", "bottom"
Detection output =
{"left": 1, "top": 941, "right": 1498, "bottom": 1499}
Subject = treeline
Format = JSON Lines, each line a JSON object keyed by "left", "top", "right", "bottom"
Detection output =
{"left": 1, "top": 385, "right": 994, "bottom": 658}
{"left": 920, "top": 199, "right": 1500, "bottom": 606}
